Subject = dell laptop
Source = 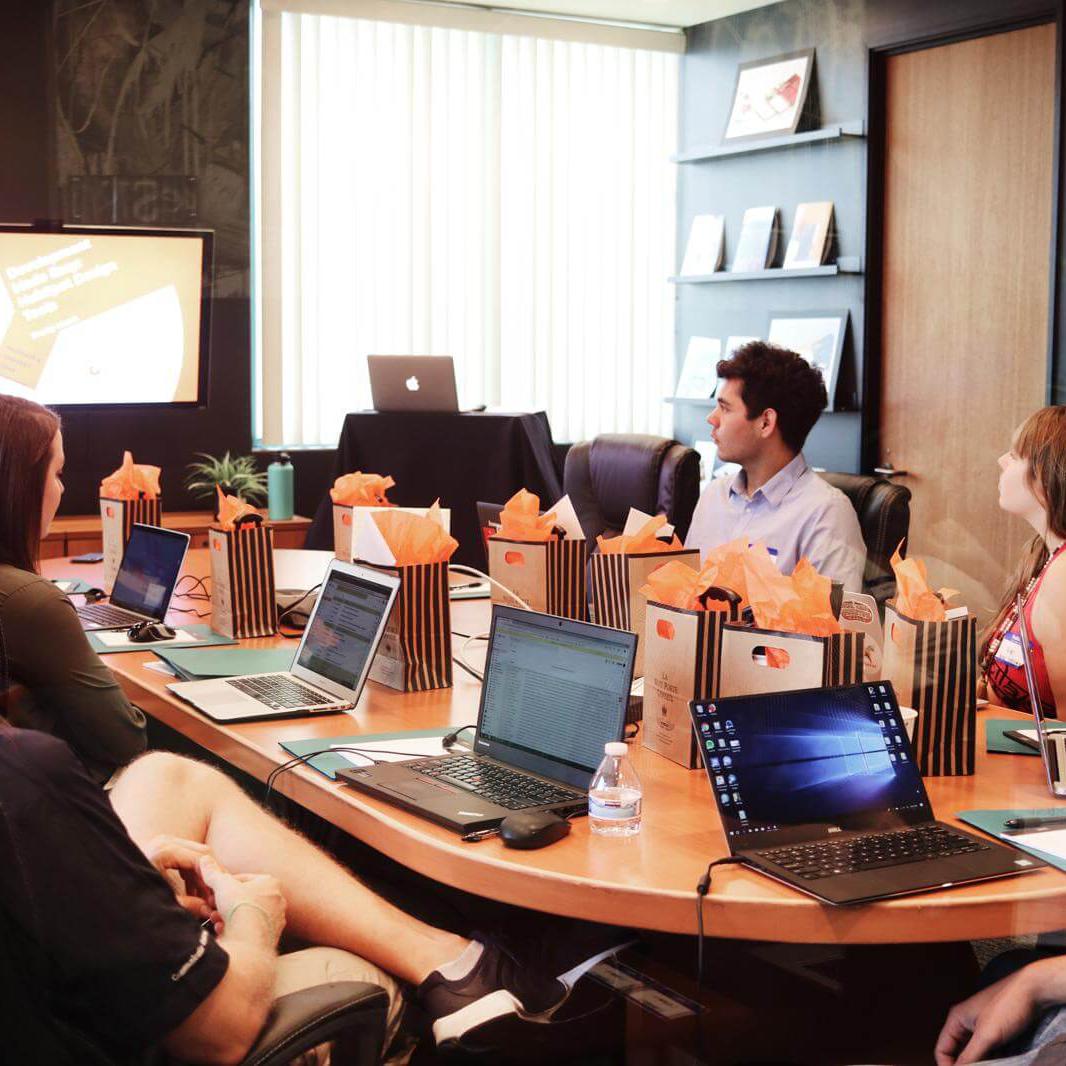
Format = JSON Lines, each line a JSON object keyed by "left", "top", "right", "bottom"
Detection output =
{"left": 368, "top": 355, "right": 460, "bottom": 413}
{"left": 690, "top": 682, "right": 1044, "bottom": 905}
{"left": 339, "top": 604, "right": 638, "bottom": 832}
{"left": 168, "top": 561, "right": 400, "bottom": 723}
{"left": 77, "top": 524, "right": 190, "bottom": 631}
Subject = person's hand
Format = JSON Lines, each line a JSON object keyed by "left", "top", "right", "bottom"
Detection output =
{"left": 199, "top": 854, "right": 286, "bottom": 946}
{"left": 935, "top": 957, "right": 1066, "bottom": 1064}
{"left": 143, "top": 835, "right": 220, "bottom": 923}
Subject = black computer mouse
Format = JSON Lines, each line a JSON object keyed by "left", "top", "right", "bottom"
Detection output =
{"left": 498, "top": 811, "right": 571, "bottom": 850}
{"left": 127, "top": 621, "right": 177, "bottom": 643}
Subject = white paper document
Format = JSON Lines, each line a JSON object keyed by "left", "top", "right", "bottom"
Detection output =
{"left": 1008, "top": 827, "right": 1066, "bottom": 863}
{"left": 332, "top": 736, "right": 448, "bottom": 768}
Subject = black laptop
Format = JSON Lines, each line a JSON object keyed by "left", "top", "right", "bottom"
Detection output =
{"left": 77, "top": 524, "right": 190, "bottom": 631}
{"left": 690, "top": 682, "right": 1045, "bottom": 905}
{"left": 339, "top": 605, "right": 638, "bottom": 832}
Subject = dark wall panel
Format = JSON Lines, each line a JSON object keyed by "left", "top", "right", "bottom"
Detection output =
{"left": 678, "top": 0, "right": 1062, "bottom": 472}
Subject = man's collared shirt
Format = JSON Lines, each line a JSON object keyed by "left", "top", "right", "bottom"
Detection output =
{"left": 685, "top": 453, "right": 867, "bottom": 592}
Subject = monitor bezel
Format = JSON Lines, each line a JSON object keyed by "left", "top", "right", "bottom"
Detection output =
{"left": 0, "top": 222, "right": 214, "bottom": 411}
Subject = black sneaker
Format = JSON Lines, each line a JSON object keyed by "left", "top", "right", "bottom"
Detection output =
{"left": 418, "top": 937, "right": 625, "bottom": 1048}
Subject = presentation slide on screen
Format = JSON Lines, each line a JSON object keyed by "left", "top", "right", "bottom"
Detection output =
{"left": 0, "top": 232, "right": 204, "bottom": 404}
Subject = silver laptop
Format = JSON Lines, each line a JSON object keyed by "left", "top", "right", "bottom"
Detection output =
{"left": 77, "top": 524, "right": 190, "bottom": 631}
{"left": 1003, "top": 596, "right": 1066, "bottom": 796}
{"left": 168, "top": 561, "right": 400, "bottom": 722}
{"left": 367, "top": 355, "right": 460, "bottom": 412}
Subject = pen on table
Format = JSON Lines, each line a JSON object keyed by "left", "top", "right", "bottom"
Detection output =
{"left": 450, "top": 580, "right": 483, "bottom": 591}
{"left": 1004, "top": 815, "right": 1066, "bottom": 831}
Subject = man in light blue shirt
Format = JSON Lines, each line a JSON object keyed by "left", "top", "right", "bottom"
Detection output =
{"left": 685, "top": 341, "right": 866, "bottom": 593}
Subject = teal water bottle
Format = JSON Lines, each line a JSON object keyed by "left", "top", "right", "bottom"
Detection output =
{"left": 267, "top": 452, "right": 294, "bottom": 521}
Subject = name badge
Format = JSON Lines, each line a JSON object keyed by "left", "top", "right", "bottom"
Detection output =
{"left": 996, "top": 631, "right": 1026, "bottom": 668}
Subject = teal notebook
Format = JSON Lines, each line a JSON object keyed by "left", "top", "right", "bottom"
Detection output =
{"left": 986, "top": 718, "right": 1066, "bottom": 756}
{"left": 153, "top": 646, "right": 295, "bottom": 681}
{"left": 281, "top": 729, "right": 452, "bottom": 781}
{"left": 88, "top": 623, "right": 238, "bottom": 655}
{"left": 957, "top": 808, "right": 1066, "bottom": 873}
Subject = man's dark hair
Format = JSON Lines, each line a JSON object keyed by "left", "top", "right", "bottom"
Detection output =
{"left": 716, "top": 341, "right": 827, "bottom": 453}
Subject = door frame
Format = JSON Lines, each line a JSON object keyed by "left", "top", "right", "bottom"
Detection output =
{"left": 861, "top": 5, "right": 1063, "bottom": 474}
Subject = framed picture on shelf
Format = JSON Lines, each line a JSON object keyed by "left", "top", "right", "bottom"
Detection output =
{"left": 766, "top": 310, "right": 848, "bottom": 410}
{"left": 723, "top": 49, "right": 816, "bottom": 143}
{"left": 675, "top": 336, "right": 722, "bottom": 399}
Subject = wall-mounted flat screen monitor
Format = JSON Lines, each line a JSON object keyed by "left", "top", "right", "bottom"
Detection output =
{"left": 0, "top": 224, "right": 212, "bottom": 407}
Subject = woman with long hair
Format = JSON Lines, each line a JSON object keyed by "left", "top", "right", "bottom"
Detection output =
{"left": 980, "top": 405, "right": 1066, "bottom": 718}
{"left": 0, "top": 396, "right": 145, "bottom": 779}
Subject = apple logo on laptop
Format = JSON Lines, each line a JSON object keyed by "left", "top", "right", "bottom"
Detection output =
{"left": 405, "top": 376, "right": 420, "bottom": 392}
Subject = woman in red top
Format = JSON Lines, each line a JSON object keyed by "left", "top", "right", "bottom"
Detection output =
{"left": 980, "top": 406, "right": 1066, "bottom": 717}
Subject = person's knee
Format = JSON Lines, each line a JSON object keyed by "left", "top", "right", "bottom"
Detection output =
{"left": 113, "top": 750, "right": 240, "bottom": 822}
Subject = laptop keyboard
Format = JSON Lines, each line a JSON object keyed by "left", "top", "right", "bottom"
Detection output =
{"left": 78, "top": 603, "right": 145, "bottom": 627}
{"left": 226, "top": 674, "right": 334, "bottom": 709}
{"left": 757, "top": 825, "right": 991, "bottom": 881}
{"left": 413, "top": 754, "right": 584, "bottom": 811}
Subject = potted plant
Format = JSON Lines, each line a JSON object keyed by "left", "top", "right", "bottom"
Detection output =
{"left": 185, "top": 452, "right": 268, "bottom": 516}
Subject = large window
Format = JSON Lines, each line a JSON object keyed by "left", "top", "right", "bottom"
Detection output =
{"left": 255, "top": 2, "right": 680, "bottom": 448}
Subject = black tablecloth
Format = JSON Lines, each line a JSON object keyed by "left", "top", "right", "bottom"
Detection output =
{"left": 307, "top": 411, "right": 563, "bottom": 567}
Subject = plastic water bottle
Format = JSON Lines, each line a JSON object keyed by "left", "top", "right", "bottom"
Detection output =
{"left": 267, "top": 452, "right": 294, "bottom": 521}
{"left": 588, "top": 741, "right": 642, "bottom": 836}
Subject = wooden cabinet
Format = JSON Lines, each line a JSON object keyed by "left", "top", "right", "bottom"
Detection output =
{"left": 41, "top": 511, "right": 311, "bottom": 558}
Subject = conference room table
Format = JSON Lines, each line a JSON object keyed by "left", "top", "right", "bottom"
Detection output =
{"left": 45, "top": 550, "right": 1066, "bottom": 945}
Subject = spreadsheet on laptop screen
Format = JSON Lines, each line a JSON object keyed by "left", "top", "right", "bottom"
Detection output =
{"left": 478, "top": 614, "right": 634, "bottom": 774}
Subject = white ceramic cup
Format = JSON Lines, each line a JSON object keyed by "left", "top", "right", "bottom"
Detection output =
{"left": 900, "top": 706, "right": 918, "bottom": 743}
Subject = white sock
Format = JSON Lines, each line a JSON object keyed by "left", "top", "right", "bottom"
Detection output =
{"left": 436, "top": 940, "right": 485, "bottom": 981}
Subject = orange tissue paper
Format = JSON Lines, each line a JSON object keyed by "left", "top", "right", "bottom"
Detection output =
{"left": 100, "top": 451, "right": 161, "bottom": 500}
{"left": 372, "top": 502, "right": 458, "bottom": 565}
{"left": 640, "top": 561, "right": 736, "bottom": 612}
{"left": 331, "top": 471, "right": 396, "bottom": 507}
{"left": 495, "top": 489, "right": 559, "bottom": 542}
{"left": 215, "top": 486, "right": 260, "bottom": 531}
{"left": 890, "top": 544, "right": 959, "bottom": 622}
{"left": 597, "top": 514, "right": 684, "bottom": 555}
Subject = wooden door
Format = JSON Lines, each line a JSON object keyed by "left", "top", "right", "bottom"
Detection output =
{"left": 880, "top": 23, "right": 1055, "bottom": 624}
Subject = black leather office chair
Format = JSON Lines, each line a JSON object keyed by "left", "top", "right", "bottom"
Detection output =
{"left": 563, "top": 434, "right": 701, "bottom": 543}
{"left": 818, "top": 472, "right": 912, "bottom": 608}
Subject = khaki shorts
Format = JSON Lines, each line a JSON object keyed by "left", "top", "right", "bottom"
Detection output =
{"left": 276, "top": 946, "right": 410, "bottom": 1065}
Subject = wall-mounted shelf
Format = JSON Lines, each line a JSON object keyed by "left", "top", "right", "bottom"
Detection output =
{"left": 669, "top": 257, "right": 862, "bottom": 284}
{"left": 673, "top": 121, "right": 866, "bottom": 163}
{"left": 666, "top": 396, "right": 716, "bottom": 408}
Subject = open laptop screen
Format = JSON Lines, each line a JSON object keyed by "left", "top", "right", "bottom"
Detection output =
{"left": 296, "top": 568, "right": 395, "bottom": 692}
{"left": 110, "top": 525, "right": 189, "bottom": 619}
{"left": 692, "top": 684, "right": 933, "bottom": 849}
{"left": 473, "top": 606, "right": 637, "bottom": 789}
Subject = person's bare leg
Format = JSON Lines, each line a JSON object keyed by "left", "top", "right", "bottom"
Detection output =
{"left": 109, "top": 752, "right": 468, "bottom": 986}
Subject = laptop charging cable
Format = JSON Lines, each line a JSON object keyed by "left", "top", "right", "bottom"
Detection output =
{"left": 695, "top": 857, "right": 744, "bottom": 993}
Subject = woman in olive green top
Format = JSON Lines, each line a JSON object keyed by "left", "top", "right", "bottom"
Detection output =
{"left": 0, "top": 396, "right": 145, "bottom": 781}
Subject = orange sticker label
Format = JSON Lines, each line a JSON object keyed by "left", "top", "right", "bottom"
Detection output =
{"left": 105, "top": 506, "right": 114, "bottom": 518}
{"left": 752, "top": 646, "right": 790, "bottom": 669}
{"left": 656, "top": 619, "right": 675, "bottom": 640}
{"left": 342, "top": 513, "right": 352, "bottom": 527}
{"left": 504, "top": 551, "right": 525, "bottom": 566}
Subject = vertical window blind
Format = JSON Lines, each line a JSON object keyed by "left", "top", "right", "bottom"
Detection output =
{"left": 256, "top": 8, "right": 680, "bottom": 447}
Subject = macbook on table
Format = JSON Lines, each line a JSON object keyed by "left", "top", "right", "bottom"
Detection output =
{"left": 690, "top": 682, "right": 1044, "bottom": 905}
{"left": 339, "top": 604, "right": 638, "bottom": 833}
{"left": 367, "top": 355, "right": 461, "bottom": 413}
{"left": 168, "top": 561, "right": 400, "bottom": 723}
{"left": 76, "top": 524, "right": 190, "bottom": 631}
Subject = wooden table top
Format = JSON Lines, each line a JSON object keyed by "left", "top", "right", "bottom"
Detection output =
{"left": 44, "top": 551, "right": 1066, "bottom": 943}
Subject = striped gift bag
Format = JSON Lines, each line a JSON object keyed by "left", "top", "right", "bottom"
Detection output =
{"left": 100, "top": 495, "right": 162, "bottom": 593}
{"left": 487, "top": 537, "right": 588, "bottom": 620}
{"left": 209, "top": 521, "right": 278, "bottom": 638}
{"left": 642, "top": 595, "right": 741, "bottom": 768}
{"left": 587, "top": 549, "right": 701, "bottom": 676}
{"left": 718, "top": 625, "right": 865, "bottom": 698}
{"left": 366, "top": 561, "right": 452, "bottom": 692}
{"left": 882, "top": 604, "right": 977, "bottom": 776}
